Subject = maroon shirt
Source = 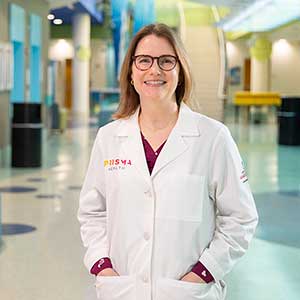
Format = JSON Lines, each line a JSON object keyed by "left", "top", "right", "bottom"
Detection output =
{"left": 140, "top": 132, "right": 166, "bottom": 174}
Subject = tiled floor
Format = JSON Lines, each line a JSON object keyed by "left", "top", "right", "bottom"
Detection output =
{"left": 0, "top": 112, "right": 300, "bottom": 300}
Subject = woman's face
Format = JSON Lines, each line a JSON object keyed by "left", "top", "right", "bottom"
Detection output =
{"left": 131, "top": 34, "right": 180, "bottom": 105}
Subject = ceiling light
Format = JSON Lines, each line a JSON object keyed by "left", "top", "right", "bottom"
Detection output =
{"left": 47, "top": 14, "right": 55, "bottom": 20}
{"left": 53, "top": 19, "right": 63, "bottom": 25}
{"left": 217, "top": 0, "right": 300, "bottom": 32}
{"left": 220, "top": 0, "right": 273, "bottom": 31}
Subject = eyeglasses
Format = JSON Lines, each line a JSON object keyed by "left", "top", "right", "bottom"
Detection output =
{"left": 132, "top": 55, "right": 178, "bottom": 71}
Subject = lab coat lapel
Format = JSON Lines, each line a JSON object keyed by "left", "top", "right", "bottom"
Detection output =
{"left": 151, "top": 103, "right": 200, "bottom": 177}
{"left": 116, "top": 109, "right": 151, "bottom": 185}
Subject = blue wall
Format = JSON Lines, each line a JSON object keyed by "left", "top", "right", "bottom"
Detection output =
{"left": 133, "top": 0, "right": 155, "bottom": 35}
{"left": 10, "top": 4, "right": 25, "bottom": 103}
{"left": 30, "top": 14, "right": 42, "bottom": 103}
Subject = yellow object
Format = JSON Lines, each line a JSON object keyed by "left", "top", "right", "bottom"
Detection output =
{"left": 59, "top": 108, "right": 68, "bottom": 131}
{"left": 250, "top": 37, "right": 272, "bottom": 61}
{"left": 234, "top": 91, "right": 281, "bottom": 106}
{"left": 76, "top": 46, "right": 91, "bottom": 61}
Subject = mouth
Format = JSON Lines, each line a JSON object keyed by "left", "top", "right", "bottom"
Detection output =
{"left": 144, "top": 80, "right": 166, "bottom": 86}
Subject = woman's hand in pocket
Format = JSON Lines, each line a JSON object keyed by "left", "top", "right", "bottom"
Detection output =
{"left": 180, "top": 272, "right": 206, "bottom": 284}
{"left": 97, "top": 268, "right": 119, "bottom": 277}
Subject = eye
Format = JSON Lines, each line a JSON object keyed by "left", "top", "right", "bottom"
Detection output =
{"left": 161, "top": 57, "right": 173, "bottom": 64}
{"left": 137, "top": 56, "right": 152, "bottom": 64}
{"left": 159, "top": 56, "right": 176, "bottom": 66}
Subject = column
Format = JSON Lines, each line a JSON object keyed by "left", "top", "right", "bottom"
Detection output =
{"left": 72, "top": 13, "right": 91, "bottom": 123}
{"left": 250, "top": 35, "right": 272, "bottom": 92}
{"left": 249, "top": 35, "right": 272, "bottom": 122}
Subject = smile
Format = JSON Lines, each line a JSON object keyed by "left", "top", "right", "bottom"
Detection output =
{"left": 144, "top": 80, "right": 166, "bottom": 86}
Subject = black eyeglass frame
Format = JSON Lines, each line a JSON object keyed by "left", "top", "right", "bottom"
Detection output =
{"left": 132, "top": 55, "right": 178, "bottom": 71}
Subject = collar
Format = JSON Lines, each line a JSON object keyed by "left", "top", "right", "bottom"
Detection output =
{"left": 116, "top": 102, "right": 201, "bottom": 137}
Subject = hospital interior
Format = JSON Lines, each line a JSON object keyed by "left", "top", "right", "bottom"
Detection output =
{"left": 0, "top": 0, "right": 300, "bottom": 299}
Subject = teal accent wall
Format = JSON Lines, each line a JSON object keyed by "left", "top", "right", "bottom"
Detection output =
{"left": 30, "top": 14, "right": 42, "bottom": 103}
{"left": 30, "top": 46, "right": 41, "bottom": 103}
{"left": 10, "top": 4, "right": 25, "bottom": 103}
{"left": 10, "top": 3, "right": 25, "bottom": 42}
{"left": 11, "top": 41, "right": 24, "bottom": 103}
{"left": 133, "top": 0, "right": 155, "bottom": 34}
{"left": 30, "top": 14, "right": 41, "bottom": 46}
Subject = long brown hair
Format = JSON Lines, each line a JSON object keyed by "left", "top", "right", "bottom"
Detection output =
{"left": 113, "top": 23, "right": 193, "bottom": 119}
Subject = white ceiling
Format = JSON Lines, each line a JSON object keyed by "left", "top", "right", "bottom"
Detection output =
{"left": 268, "top": 21, "right": 300, "bottom": 42}
{"left": 193, "top": 0, "right": 300, "bottom": 41}
{"left": 46, "top": 0, "right": 300, "bottom": 41}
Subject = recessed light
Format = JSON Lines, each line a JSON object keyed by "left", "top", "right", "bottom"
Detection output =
{"left": 47, "top": 14, "right": 55, "bottom": 20}
{"left": 53, "top": 19, "right": 63, "bottom": 25}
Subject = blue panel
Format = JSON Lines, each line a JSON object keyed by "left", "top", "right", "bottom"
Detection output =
{"left": 50, "top": 6, "right": 74, "bottom": 24}
{"left": 133, "top": 0, "right": 155, "bottom": 35}
{"left": 30, "top": 14, "right": 41, "bottom": 46}
{"left": 11, "top": 41, "right": 24, "bottom": 103}
{"left": 10, "top": 3, "right": 25, "bottom": 42}
{"left": 0, "top": 186, "right": 37, "bottom": 193}
{"left": 29, "top": 14, "right": 41, "bottom": 103}
{"left": 111, "top": 0, "right": 128, "bottom": 76}
{"left": 30, "top": 46, "right": 41, "bottom": 103}
{"left": 77, "top": 0, "right": 103, "bottom": 23}
{"left": 50, "top": 1, "right": 104, "bottom": 25}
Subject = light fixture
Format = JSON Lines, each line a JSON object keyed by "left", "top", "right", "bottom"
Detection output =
{"left": 47, "top": 14, "right": 55, "bottom": 20}
{"left": 217, "top": 0, "right": 300, "bottom": 32}
{"left": 220, "top": 0, "right": 273, "bottom": 31}
{"left": 53, "top": 19, "right": 63, "bottom": 25}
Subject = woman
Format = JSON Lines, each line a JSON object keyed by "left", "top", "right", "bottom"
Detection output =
{"left": 78, "top": 23, "right": 258, "bottom": 300}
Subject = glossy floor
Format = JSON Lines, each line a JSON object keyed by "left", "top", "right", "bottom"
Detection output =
{"left": 0, "top": 114, "right": 300, "bottom": 300}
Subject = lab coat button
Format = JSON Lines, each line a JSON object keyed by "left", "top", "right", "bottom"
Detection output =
{"left": 142, "top": 276, "right": 149, "bottom": 283}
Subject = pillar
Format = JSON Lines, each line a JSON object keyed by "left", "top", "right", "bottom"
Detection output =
{"left": 250, "top": 35, "right": 272, "bottom": 92}
{"left": 72, "top": 13, "right": 91, "bottom": 123}
{"left": 249, "top": 35, "right": 273, "bottom": 122}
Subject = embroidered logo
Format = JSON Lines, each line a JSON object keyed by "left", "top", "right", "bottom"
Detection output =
{"left": 104, "top": 159, "right": 132, "bottom": 171}
{"left": 97, "top": 258, "right": 105, "bottom": 268}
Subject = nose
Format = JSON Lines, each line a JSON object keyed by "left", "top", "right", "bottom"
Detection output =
{"left": 149, "top": 58, "right": 161, "bottom": 74}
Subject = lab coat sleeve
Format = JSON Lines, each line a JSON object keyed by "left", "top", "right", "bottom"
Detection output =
{"left": 78, "top": 128, "right": 109, "bottom": 272}
{"left": 199, "top": 126, "right": 258, "bottom": 281}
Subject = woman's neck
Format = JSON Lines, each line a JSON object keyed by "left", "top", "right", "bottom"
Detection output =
{"left": 139, "top": 100, "right": 179, "bottom": 131}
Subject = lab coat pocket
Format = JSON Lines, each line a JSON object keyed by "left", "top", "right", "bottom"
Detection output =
{"left": 95, "top": 275, "right": 136, "bottom": 300}
{"left": 156, "top": 277, "right": 219, "bottom": 300}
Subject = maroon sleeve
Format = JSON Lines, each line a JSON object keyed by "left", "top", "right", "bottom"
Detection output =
{"left": 90, "top": 257, "right": 113, "bottom": 276}
{"left": 191, "top": 261, "right": 215, "bottom": 283}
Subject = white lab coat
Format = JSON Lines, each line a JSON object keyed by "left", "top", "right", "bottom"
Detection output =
{"left": 78, "top": 103, "right": 258, "bottom": 300}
